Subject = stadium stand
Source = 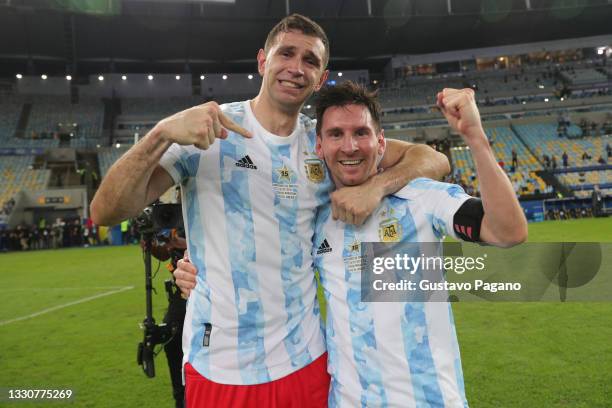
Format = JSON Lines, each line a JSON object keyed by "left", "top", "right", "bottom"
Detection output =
{"left": 98, "top": 147, "right": 129, "bottom": 177}
{"left": 0, "top": 97, "right": 23, "bottom": 141}
{"left": 573, "top": 188, "right": 612, "bottom": 199}
{"left": 120, "top": 96, "right": 206, "bottom": 118}
{"left": 0, "top": 155, "right": 51, "bottom": 209}
{"left": 449, "top": 126, "right": 549, "bottom": 196}
{"left": 1, "top": 49, "right": 609, "bottom": 231}
{"left": 513, "top": 123, "right": 609, "bottom": 168}
{"left": 379, "top": 66, "right": 558, "bottom": 109}
{"left": 560, "top": 68, "right": 609, "bottom": 85}
{"left": 114, "top": 94, "right": 259, "bottom": 145}
{"left": 24, "top": 95, "right": 104, "bottom": 149}
{"left": 559, "top": 170, "right": 612, "bottom": 197}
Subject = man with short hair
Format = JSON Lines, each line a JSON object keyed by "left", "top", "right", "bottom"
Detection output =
{"left": 92, "top": 15, "right": 448, "bottom": 407}
{"left": 312, "top": 81, "right": 527, "bottom": 407}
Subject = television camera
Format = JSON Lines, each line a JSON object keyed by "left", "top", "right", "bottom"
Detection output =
{"left": 134, "top": 203, "right": 184, "bottom": 378}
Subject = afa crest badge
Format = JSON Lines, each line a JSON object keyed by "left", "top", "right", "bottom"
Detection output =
{"left": 379, "top": 218, "right": 402, "bottom": 242}
{"left": 304, "top": 158, "right": 325, "bottom": 183}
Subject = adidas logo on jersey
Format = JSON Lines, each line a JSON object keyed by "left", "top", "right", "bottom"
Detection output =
{"left": 235, "top": 155, "right": 257, "bottom": 170}
{"left": 316, "top": 239, "right": 332, "bottom": 254}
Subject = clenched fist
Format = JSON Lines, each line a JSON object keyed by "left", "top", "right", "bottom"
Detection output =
{"left": 436, "top": 88, "right": 486, "bottom": 145}
{"left": 156, "top": 101, "right": 252, "bottom": 150}
{"left": 331, "top": 180, "right": 384, "bottom": 225}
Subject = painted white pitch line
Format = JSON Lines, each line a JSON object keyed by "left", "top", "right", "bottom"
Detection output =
{"left": 0, "top": 286, "right": 134, "bottom": 326}
{"left": 0, "top": 287, "right": 130, "bottom": 292}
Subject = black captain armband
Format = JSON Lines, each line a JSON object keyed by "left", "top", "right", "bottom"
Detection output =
{"left": 453, "top": 198, "right": 484, "bottom": 242}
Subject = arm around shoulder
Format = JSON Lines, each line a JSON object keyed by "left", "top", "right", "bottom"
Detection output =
{"left": 379, "top": 140, "right": 451, "bottom": 194}
{"left": 328, "top": 140, "right": 450, "bottom": 225}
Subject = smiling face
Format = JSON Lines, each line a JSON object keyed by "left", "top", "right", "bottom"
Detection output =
{"left": 316, "top": 104, "right": 385, "bottom": 188}
{"left": 257, "top": 30, "right": 329, "bottom": 112}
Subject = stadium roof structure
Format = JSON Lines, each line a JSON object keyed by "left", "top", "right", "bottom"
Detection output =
{"left": 0, "top": 0, "right": 611, "bottom": 77}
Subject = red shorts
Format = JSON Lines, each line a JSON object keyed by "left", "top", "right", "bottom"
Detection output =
{"left": 185, "top": 353, "right": 330, "bottom": 408}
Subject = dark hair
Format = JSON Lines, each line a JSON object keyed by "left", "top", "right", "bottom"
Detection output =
{"left": 315, "top": 81, "right": 382, "bottom": 135}
{"left": 264, "top": 14, "right": 330, "bottom": 68}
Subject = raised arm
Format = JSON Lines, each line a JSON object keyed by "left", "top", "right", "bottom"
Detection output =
{"left": 330, "top": 139, "right": 450, "bottom": 225}
{"left": 436, "top": 88, "right": 527, "bottom": 247}
{"left": 90, "top": 102, "right": 251, "bottom": 226}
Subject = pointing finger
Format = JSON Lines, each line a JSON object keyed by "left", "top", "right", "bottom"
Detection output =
{"left": 219, "top": 111, "right": 252, "bottom": 138}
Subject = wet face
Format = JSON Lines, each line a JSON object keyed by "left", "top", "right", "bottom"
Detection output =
{"left": 257, "top": 30, "right": 329, "bottom": 111}
{"left": 316, "top": 104, "right": 385, "bottom": 187}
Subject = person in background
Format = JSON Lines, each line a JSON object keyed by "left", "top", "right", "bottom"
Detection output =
{"left": 146, "top": 228, "right": 188, "bottom": 408}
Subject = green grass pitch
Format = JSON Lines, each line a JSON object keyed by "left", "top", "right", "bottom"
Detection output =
{"left": 1, "top": 217, "right": 611, "bottom": 407}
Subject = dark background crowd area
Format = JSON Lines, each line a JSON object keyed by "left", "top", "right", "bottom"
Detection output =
{"left": 0, "top": 218, "right": 139, "bottom": 252}
{"left": 545, "top": 207, "right": 594, "bottom": 220}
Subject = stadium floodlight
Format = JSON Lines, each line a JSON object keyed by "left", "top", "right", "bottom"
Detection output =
{"left": 16, "top": 74, "right": 22, "bottom": 79}
{"left": 66, "top": 75, "right": 72, "bottom": 81}
{"left": 222, "top": 75, "right": 228, "bottom": 80}
{"left": 98, "top": 75, "right": 104, "bottom": 81}
{"left": 41, "top": 74, "right": 47, "bottom": 80}
{"left": 200, "top": 75, "right": 205, "bottom": 80}
{"left": 248, "top": 74, "right": 253, "bottom": 79}
{"left": 175, "top": 75, "right": 181, "bottom": 80}
{"left": 338, "top": 72, "right": 343, "bottom": 77}
{"left": 148, "top": 74, "right": 154, "bottom": 80}
{"left": 121, "top": 75, "right": 127, "bottom": 80}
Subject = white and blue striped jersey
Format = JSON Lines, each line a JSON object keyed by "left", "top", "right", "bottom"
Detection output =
{"left": 314, "top": 177, "right": 472, "bottom": 408}
{"left": 159, "top": 101, "right": 333, "bottom": 385}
